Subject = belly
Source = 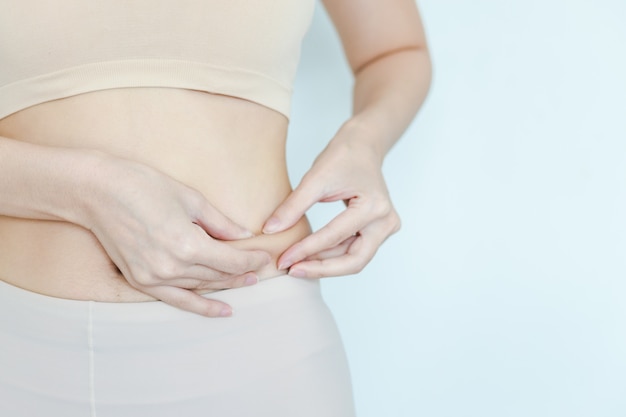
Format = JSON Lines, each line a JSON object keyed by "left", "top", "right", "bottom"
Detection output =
{"left": 0, "top": 88, "right": 310, "bottom": 301}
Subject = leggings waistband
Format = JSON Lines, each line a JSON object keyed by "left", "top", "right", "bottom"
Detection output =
{"left": 0, "top": 275, "right": 355, "bottom": 417}
{"left": 0, "top": 275, "right": 322, "bottom": 343}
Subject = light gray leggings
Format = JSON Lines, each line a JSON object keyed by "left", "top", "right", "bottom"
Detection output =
{"left": 0, "top": 276, "right": 355, "bottom": 417}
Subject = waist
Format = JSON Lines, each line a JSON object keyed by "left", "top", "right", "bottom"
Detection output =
{"left": 0, "top": 87, "right": 309, "bottom": 301}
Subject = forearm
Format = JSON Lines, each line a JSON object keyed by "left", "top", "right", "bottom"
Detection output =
{"left": 266, "top": 49, "right": 429, "bottom": 275}
{"left": 338, "top": 46, "right": 432, "bottom": 162}
{"left": 0, "top": 136, "right": 102, "bottom": 225}
{"left": 266, "top": 0, "right": 428, "bottom": 276}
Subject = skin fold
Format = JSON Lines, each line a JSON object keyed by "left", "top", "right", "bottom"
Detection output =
{"left": 0, "top": 0, "right": 431, "bottom": 317}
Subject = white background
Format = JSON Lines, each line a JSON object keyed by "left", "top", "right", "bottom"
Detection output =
{"left": 288, "top": 1, "right": 626, "bottom": 416}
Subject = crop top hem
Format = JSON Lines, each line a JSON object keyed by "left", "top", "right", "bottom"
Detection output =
{"left": 0, "top": 59, "right": 293, "bottom": 121}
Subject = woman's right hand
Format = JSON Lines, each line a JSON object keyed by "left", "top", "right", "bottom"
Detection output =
{"left": 77, "top": 152, "right": 271, "bottom": 317}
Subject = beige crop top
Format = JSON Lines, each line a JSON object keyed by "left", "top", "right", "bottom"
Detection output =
{"left": 0, "top": 0, "right": 315, "bottom": 120}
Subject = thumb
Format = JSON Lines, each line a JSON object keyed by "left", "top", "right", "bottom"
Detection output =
{"left": 263, "top": 179, "right": 320, "bottom": 234}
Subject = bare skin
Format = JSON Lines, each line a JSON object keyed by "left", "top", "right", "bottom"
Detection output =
{"left": 0, "top": 0, "right": 432, "bottom": 317}
{"left": 0, "top": 89, "right": 310, "bottom": 307}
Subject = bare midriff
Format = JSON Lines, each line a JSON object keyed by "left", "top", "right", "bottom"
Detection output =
{"left": 0, "top": 88, "right": 311, "bottom": 302}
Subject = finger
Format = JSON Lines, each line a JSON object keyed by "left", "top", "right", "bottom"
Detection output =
{"left": 168, "top": 272, "right": 258, "bottom": 291}
{"left": 213, "top": 272, "right": 258, "bottom": 290}
{"left": 287, "top": 232, "right": 380, "bottom": 279}
{"left": 196, "top": 272, "right": 258, "bottom": 291}
{"left": 302, "top": 236, "right": 358, "bottom": 262}
{"left": 147, "top": 285, "right": 233, "bottom": 317}
{"left": 173, "top": 264, "right": 231, "bottom": 282}
{"left": 277, "top": 207, "right": 370, "bottom": 269}
{"left": 192, "top": 241, "right": 271, "bottom": 275}
{"left": 262, "top": 178, "right": 321, "bottom": 234}
{"left": 193, "top": 200, "right": 254, "bottom": 240}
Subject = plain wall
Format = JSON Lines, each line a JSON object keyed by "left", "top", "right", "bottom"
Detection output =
{"left": 288, "top": 1, "right": 626, "bottom": 416}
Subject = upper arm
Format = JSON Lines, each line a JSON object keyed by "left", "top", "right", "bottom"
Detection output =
{"left": 321, "top": 0, "right": 429, "bottom": 74}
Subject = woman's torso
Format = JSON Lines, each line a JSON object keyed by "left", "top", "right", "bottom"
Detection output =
{"left": 0, "top": 88, "right": 311, "bottom": 301}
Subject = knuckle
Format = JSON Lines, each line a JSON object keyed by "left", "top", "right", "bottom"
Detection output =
{"left": 205, "top": 301, "right": 230, "bottom": 317}
{"left": 169, "top": 232, "right": 198, "bottom": 262}
{"left": 230, "top": 276, "right": 248, "bottom": 289}
{"left": 154, "top": 258, "right": 182, "bottom": 280}
{"left": 352, "top": 261, "right": 366, "bottom": 274}
{"left": 128, "top": 271, "right": 155, "bottom": 288}
{"left": 185, "top": 188, "right": 205, "bottom": 209}
{"left": 197, "top": 302, "right": 221, "bottom": 317}
{"left": 225, "top": 256, "right": 248, "bottom": 273}
{"left": 202, "top": 273, "right": 230, "bottom": 287}
{"left": 319, "top": 226, "right": 345, "bottom": 247}
{"left": 164, "top": 294, "right": 187, "bottom": 311}
{"left": 212, "top": 271, "right": 230, "bottom": 282}
{"left": 350, "top": 253, "right": 372, "bottom": 275}
{"left": 184, "top": 279, "right": 206, "bottom": 290}
{"left": 194, "top": 281, "right": 216, "bottom": 290}
{"left": 389, "top": 211, "right": 402, "bottom": 234}
{"left": 175, "top": 239, "right": 197, "bottom": 262}
{"left": 369, "top": 197, "right": 392, "bottom": 218}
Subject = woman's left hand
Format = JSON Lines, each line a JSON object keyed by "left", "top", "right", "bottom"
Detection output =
{"left": 262, "top": 122, "right": 401, "bottom": 278}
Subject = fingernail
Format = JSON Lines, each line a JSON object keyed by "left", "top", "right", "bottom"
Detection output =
{"left": 288, "top": 269, "right": 306, "bottom": 278}
{"left": 278, "top": 258, "right": 293, "bottom": 271}
{"left": 263, "top": 217, "right": 281, "bottom": 234}
{"left": 219, "top": 307, "right": 232, "bottom": 317}
{"left": 244, "top": 274, "right": 258, "bottom": 286}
